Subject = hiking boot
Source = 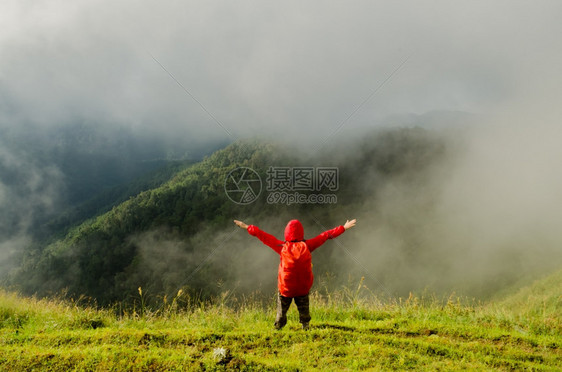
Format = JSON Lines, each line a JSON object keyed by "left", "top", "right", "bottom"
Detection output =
{"left": 301, "top": 322, "right": 309, "bottom": 330}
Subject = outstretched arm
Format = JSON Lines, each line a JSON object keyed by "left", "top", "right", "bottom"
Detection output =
{"left": 233, "top": 220, "right": 284, "bottom": 254}
{"left": 306, "top": 218, "right": 357, "bottom": 252}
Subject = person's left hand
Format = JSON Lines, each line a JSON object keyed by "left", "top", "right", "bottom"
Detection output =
{"left": 234, "top": 220, "right": 249, "bottom": 229}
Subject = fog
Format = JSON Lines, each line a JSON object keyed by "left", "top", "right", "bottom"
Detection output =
{"left": 4, "top": 1, "right": 559, "bottom": 139}
{"left": 1, "top": 1, "right": 562, "bottom": 297}
{"left": 346, "top": 110, "right": 562, "bottom": 297}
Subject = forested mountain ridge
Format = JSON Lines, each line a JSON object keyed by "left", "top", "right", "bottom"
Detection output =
{"left": 10, "top": 128, "right": 468, "bottom": 305}
{"left": 15, "top": 140, "right": 280, "bottom": 303}
{"left": 0, "top": 122, "right": 228, "bottom": 251}
{"left": 40, "top": 159, "right": 195, "bottom": 242}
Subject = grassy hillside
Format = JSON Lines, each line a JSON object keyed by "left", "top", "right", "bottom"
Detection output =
{"left": 1, "top": 273, "right": 561, "bottom": 371}
{"left": 494, "top": 269, "right": 562, "bottom": 333}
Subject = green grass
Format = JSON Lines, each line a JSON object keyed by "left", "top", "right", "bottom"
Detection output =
{"left": 1, "top": 274, "right": 561, "bottom": 371}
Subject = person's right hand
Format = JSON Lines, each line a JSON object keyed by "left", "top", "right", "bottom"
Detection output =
{"left": 343, "top": 219, "right": 357, "bottom": 230}
{"left": 234, "top": 220, "right": 249, "bottom": 229}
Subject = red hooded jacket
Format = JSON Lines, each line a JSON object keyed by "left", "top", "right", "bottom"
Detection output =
{"left": 247, "top": 220, "right": 345, "bottom": 297}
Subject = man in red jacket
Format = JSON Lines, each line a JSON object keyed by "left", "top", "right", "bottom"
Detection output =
{"left": 234, "top": 218, "right": 357, "bottom": 330}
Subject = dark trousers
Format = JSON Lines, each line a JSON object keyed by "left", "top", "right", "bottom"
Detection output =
{"left": 275, "top": 292, "right": 311, "bottom": 329}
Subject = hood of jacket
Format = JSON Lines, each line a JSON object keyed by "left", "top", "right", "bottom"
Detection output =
{"left": 284, "top": 219, "right": 304, "bottom": 241}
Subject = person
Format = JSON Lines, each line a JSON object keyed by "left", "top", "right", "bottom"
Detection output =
{"left": 234, "top": 218, "right": 357, "bottom": 330}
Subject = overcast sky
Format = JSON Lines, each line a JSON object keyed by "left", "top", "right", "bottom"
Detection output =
{"left": 1, "top": 1, "right": 560, "bottom": 143}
